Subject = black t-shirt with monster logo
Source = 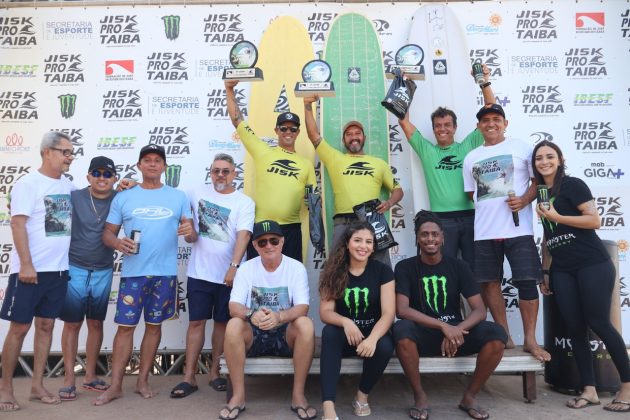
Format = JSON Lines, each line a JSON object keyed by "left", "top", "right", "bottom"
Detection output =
{"left": 334, "top": 259, "right": 394, "bottom": 336}
{"left": 395, "top": 255, "right": 479, "bottom": 324}
{"left": 540, "top": 176, "right": 609, "bottom": 271}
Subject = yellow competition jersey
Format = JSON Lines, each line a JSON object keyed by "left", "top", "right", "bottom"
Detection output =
{"left": 237, "top": 122, "right": 316, "bottom": 224}
{"left": 317, "top": 139, "right": 399, "bottom": 215}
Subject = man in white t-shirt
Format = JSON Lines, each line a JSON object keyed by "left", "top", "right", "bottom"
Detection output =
{"left": 219, "top": 220, "right": 316, "bottom": 420}
{"left": 170, "top": 153, "right": 254, "bottom": 399}
{"left": 463, "top": 103, "right": 550, "bottom": 362}
{"left": 0, "top": 132, "right": 75, "bottom": 411}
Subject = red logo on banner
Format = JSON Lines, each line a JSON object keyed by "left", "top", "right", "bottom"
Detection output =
{"left": 576, "top": 12, "right": 605, "bottom": 28}
{"left": 6, "top": 133, "right": 24, "bottom": 146}
{"left": 105, "top": 60, "right": 134, "bottom": 75}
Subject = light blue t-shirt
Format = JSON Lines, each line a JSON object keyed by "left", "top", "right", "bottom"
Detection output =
{"left": 106, "top": 185, "right": 191, "bottom": 277}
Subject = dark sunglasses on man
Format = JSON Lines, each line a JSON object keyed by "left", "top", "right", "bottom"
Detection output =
{"left": 90, "top": 169, "right": 115, "bottom": 179}
{"left": 211, "top": 168, "right": 232, "bottom": 176}
{"left": 277, "top": 126, "right": 299, "bottom": 133}
{"left": 257, "top": 237, "right": 281, "bottom": 248}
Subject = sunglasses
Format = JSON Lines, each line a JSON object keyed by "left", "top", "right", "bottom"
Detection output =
{"left": 211, "top": 168, "right": 232, "bottom": 176}
{"left": 277, "top": 126, "right": 299, "bottom": 133}
{"left": 51, "top": 147, "right": 74, "bottom": 157}
{"left": 90, "top": 169, "right": 114, "bottom": 179}
{"left": 256, "top": 237, "right": 281, "bottom": 248}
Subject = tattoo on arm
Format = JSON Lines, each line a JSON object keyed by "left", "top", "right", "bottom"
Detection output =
{"left": 305, "top": 104, "right": 312, "bottom": 111}
{"left": 232, "top": 108, "right": 243, "bottom": 125}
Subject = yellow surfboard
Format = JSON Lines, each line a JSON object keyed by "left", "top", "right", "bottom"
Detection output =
{"left": 246, "top": 16, "right": 315, "bottom": 261}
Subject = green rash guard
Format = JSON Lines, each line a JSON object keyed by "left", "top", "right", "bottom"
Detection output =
{"left": 408, "top": 129, "right": 483, "bottom": 213}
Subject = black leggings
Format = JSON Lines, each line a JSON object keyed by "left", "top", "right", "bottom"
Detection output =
{"left": 320, "top": 324, "right": 394, "bottom": 402}
{"left": 552, "top": 259, "right": 630, "bottom": 387}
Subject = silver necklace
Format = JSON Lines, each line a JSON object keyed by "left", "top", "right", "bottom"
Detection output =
{"left": 88, "top": 188, "right": 106, "bottom": 223}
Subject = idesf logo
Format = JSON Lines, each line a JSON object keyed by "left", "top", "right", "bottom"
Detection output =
{"left": 44, "top": 21, "right": 93, "bottom": 40}
{"left": 564, "top": 48, "right": 607, "bottom": 78}
{"left": 574, "top": 93, "right": 613, "bottom": 107}
{"left": 596, "top": 196, "right": 624, "bottom": 229}
{"left": 99, "top": 15, "right": 140, "bottom": 45}
{"left": 0, "top": 91, "right": 38, "bottom": 121}
{"left": 515, "top": 10, "right": 557, "bottom": 41}
{"left": 202, "top": 14, "right": 243, "bottom": 45}
{"left": 51, "top": 128, "right": 84, "bottom": 156}
{"left": 622, "top": 9, "right": 630, "bottom": 39}
{"left": 0, "top": 165, "right": 30, "bottom": 196}
{"left": 0, "top": 17, "right": 36, "bottom": 47}
{"left": 97, "top": 136, "right": 136, "bottom": 151}
{"left": 584, "top": 163, "right": 624, "bottom": 180}
{"left": 0, "top": 64, "right": 38, "bottom": 78}
{"left": 470, "top": 49, "right": 502, "bottom": 77}
{"left": 509, "top": 55, "right": 558, "bottom": 75}
{"left": 573, "top": 122, "right": 616, "bottom": 152}
{"left": 576, "top": 12, "right": 605, "bottom": 34}
{"left": 147, "top": 52, "right": 188, "bottom": 82}
{"left": 521, "top": 85, "right": 564, "bottom": 116}
{"left": 206, "top": 87, "right": 246, "bottom": 119}
{"left": 306, "top": 12, "right": 337, "bottom": 42}
{"left": 148, "top": 126, "right": 190, "bottom": 157}
{"left": 102, "top": 90, "right": 141, "bottom": 120}
{"left": 43, "top": 54, "right": 84, "bottom": 84}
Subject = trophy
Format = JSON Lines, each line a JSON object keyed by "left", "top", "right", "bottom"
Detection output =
{"left": 385, "top": 44, "right": 425, "bottom": 80}
{"left": 222, "top": 40, "right": 264, "bottom": 81}
{"left": 294, "top": 59, "right": 335, "bottom": 97}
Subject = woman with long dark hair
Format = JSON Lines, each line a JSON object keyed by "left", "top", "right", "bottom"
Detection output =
{"left": 318, "top": 222, "right": 395, "bottom": 420}
{"left": 533, "top": 140, "right": 630, "bottom": 412}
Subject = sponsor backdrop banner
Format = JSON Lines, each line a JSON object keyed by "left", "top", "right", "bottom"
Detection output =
{"left": 1, "top": 1, "right": 628, "bottom": 351}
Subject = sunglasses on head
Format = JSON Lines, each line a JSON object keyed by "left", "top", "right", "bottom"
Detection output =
{"left": 277, "top": 126, "right": 299, "bottom": 133}
{"left": 90, "top": 169, "right": 114, "bottom": 179}
{"left": 211, "top": 168, "right": 232, "bottom": 176}
{"left": 256, "top": 237, "right": 281, "bottom": 247}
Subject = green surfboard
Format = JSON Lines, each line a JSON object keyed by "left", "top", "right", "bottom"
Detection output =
{"left": 321, "top": 12, "right": 389, "bottom": 251}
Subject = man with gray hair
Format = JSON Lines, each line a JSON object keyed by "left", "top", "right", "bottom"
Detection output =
{"left": 170, "top": 153, "right": 255, "bottom": 398}
{"left": 0, "top": 132, "right": 75, "bottom": 411}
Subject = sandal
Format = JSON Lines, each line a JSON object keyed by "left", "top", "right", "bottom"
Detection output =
{"left": 353, "top": 399, "right": 371, "bottom": 417}
{"left": 290, "top": 405, "right": 317, "bottom": 419}
{"left": 209, "top": 377, "right": 227, "bottom": 392}
{"left": 218, "top": 405, "right": 246, "bottom": 420}
{"left": 458, "top": 404, "right": 489, "bottom": 420}
{"left": 170, "top": 382, "right": 198, "bottom": 399}
{"left": 58, "top": 386, "right": 77, "bottom": 401}
{"left": 409, "top": 406, "right": 429, "bottom": 420}
{"left": 566, "top": 396, "right": 600, "bottom": 409}
{"left": 83, "top": 379, "right": 110, "bottom": 392}
{"left": 603, "top": 399, "right": 630, "bottom": 412}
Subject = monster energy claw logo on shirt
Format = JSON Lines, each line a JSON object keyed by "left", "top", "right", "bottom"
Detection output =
{"left": 422, "top": 275, "right": 447, "bottom": 313}
{"left": 58, "top": 94, "right": 77, "bottom": 119}
{"left": 344, "top": 287, "right": 369, "bottom": 318}
{"left": 162, "top": 15, "right": 180, "bottom": 40}
{"left": 165, "top": 164, "right": 182, "bottom": 187}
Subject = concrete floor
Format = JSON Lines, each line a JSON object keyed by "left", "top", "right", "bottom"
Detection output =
{"left": 4, "top": 372, "right": 626, "bottom": 419}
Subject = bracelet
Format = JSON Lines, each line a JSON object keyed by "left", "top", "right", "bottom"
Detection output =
{"left": 480, "top": 81, "right": 491, "bottom": 89}
{"left": 229, "top": 262, "right": 239, "bottom": 269}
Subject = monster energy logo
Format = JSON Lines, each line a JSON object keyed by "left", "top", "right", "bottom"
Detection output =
{"left": 165, "top": 164, "right": 182, "bottom": 187}
{"left": 422, "top": 275, "right": 447, "bottom": 313}
{"left": 344, "top": 287, "right": 369, "bottom": 318}
{"left": 261, "top": 221, "right": 271, "bottom": 232}
{"left": 58, "top": 94, "right": 77, "bottom": 119}
{"left": 540, "top": 197, "right": 558, "bottom": 232}
{"left": 162, "top": 15, "right": 181, "bottom": 40}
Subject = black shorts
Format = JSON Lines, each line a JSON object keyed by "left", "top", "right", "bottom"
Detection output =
{"left": 392, "top": 319, "right": 507, "bottom": 357}
{"left": 247, "top": 223, "right": 302, "bottom": 262}
{"left": 186, "top": 277, "right": 231, "bottom": 322}
{"left": 474, "top": 235, "right": 542, "bottom": 284}
{"left": 246, "top": 324, "right": 292, "bottom": 357}
{"left": 0, "top": 271, "right": 68, "bottom": 324}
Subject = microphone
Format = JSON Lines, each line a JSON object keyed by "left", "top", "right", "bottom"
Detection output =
{"left": 507, "top": 190, "right": 519, "bottom": 227}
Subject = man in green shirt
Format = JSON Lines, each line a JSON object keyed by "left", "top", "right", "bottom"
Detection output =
{"left": 397, "top": 65, "right": 495, "bottom": 270}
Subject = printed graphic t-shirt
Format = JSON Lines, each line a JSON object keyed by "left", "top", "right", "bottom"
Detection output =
{"left": 10, "top": 171, "right": 74, "bottom": 273}
{"left": 237, "top": 121, "right": 315, "bottom": 224}
{"left": 395, "top": 255, "right": 479, "bottom": 324}
{"left": 106, "top": 185, "right": 191, "bottom": 277}
{"left": 334, "top": 259, "right": 394, "bottom": 336}
{"left": 317, "top": 139, "right": 399, "bottom": 215}
{"left": 409, "top": 129, "right": 482, "bottom": 212}
{"left": 463, "top": 137, "right": 534, "bottom": 240}
{"left": 187, "top": 186, "right": 255, "bottom": 284}
{"left": 540, "top": 176, "right": 609, "bottom": 271}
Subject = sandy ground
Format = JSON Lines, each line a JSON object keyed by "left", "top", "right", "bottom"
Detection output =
{"left": 4, "top": 372, "right": 626, "bottom": 419}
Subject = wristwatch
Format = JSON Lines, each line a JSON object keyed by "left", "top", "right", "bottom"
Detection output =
{"left": 229, "top": 262, "right": 240, "bottom": 269}
{"left": 245, "top": 308, "right": 254, "bottom": 321}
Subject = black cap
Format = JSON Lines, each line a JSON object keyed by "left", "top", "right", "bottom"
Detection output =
{"left": 276, "top": 112, "right": 300, "bottom": 127}
{"left": 476, "top": 103, "right": 506, "bottom": 121}
{"left": 252, "top": 220, "right": 284, "bottom": 240}
{"left": 88, "top": 156, "right": 116, "bottom": 174}
{"left": 139, "top": 144, "right": 166, "bottom": 162}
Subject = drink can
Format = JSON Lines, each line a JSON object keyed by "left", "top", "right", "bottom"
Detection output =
{"left": 537, "top": 185, "right": 550, "bottom": 210}
{"left": 130, "top": 229, "right": 141, "bottom": 254}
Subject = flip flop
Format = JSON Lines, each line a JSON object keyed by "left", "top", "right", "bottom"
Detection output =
{"left": 218, "top": 405, "right": 246, "bottom": 420}
{"left": 0, "top": 401, "right": 20, "bottom": 412}
{"left": 170, "top": 382, "right": 198, "bottom": 398}
{"left": 566, "top": 397, "right": 601, "bottom": 409}
{"left": 209, "top": 377, "right": 227, "bottom": 392}
{"left": 290, "top": 405, "right": 317, "bottom": 420}
{"left": 352, "top": 399, "right": 371, "bottom": 417}
{"left": 409, "top": 406, "right": 429, "bottom": 420}
{"left": 458, "top": 404, "right": 489, "bottom": 420}
{"left": 603, "top": 399, "right": 630, "bottom": 412}
{"left": 29, "top": 394, "right": 61, "bottom": 405}
{"left": 83, "top": 379, "right": 110, "bottom": 391}
{"left": 58, "top": 386, "right": 77, "bottom": 401}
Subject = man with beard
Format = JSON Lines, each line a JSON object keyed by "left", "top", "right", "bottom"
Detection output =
{"left": 303, "top": 97, "right": 403, "bottom": 265}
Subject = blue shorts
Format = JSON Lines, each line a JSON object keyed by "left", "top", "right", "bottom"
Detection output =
{"left": 187, "top": 277, "right": 231, "bottom": 322}
{"left": 247, "top": 324, "right": 292, "bottom": 357}
{"left": 114, "top": 275, "right": 177, "bottom": 326}
{"left": 60, "top": 265, "right": 113, "bottom": 322}
{"left": 0, "top": 271, "right": 69, "bottom": 324}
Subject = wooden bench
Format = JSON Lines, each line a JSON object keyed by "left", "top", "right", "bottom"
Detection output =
{"left": 219, "top": 346, "right": 544, "bottom": 402}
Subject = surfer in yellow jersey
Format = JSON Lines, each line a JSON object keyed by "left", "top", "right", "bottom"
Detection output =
{"left": 225, "top": 80, "right": 316, "bottom": 263}
{"left": 303, "top": 97, "right": 403, "bottom": 267}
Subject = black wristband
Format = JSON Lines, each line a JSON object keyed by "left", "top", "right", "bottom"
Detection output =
{"left": 543, "top": 269, "right": 550, "bottom": 275}
{"left": 480, "top": 81, "right": 492, "bottom": 89}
